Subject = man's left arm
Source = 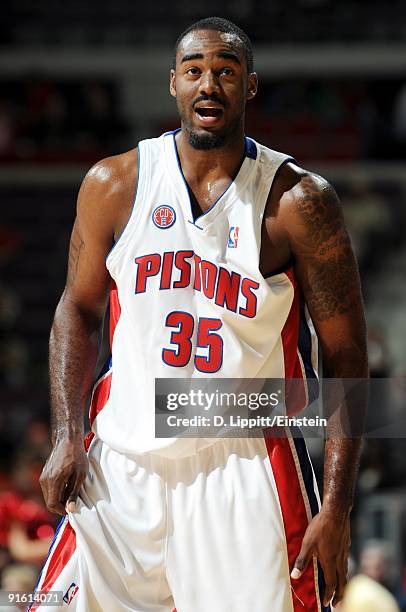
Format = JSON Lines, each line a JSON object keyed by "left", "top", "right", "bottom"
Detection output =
{"left": 282, "top": 171, "right": 368, "bottom": 607}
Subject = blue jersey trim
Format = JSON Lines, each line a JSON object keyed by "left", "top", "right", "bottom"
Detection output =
{"left": 170, "top": 130, "right": 256, "bottom": 224}
{"left": 245, "top": 137, "right": 257, "bottom": 159}
{"left": 99, "top": 354, "right": 112, "bottom": 377}
{"left": 298, "top": 299, "right": 319, "bottom": 403}
{"left": 292, "top": 433, "right": 331, "bottom": 611}
{"left": 30, "top": 516, "right": 67, "bottom": 606}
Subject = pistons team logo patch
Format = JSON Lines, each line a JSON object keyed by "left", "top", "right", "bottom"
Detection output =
{"left": 227, "top": 226, "right": 239, "bottom": 248}
{"left": 63, "top": 583, "right": 79, "bottom": 605}
{"left": 152, "top": 205, "right": 176, "bottom": 229}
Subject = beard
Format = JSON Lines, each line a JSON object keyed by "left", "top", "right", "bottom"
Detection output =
{"left": 188, "top": 129, "right": 226, "bottom": 150}
{"left": 180, "top": 107, "right": 244, "bottom": 150}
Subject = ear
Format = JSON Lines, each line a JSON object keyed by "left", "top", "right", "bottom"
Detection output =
{"left": 247, "top": 72, "right": 258, "bottom": 101}
{"left": 170, "top": 69, "right": 176, "bottom": 98}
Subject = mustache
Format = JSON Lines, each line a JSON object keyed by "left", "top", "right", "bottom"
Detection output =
{"left": 192, "top": 94, "right": 226, "bottom": 108}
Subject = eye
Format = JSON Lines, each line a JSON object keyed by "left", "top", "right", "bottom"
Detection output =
{"left": 186, "top": 67, "right": 201, "bottom": 76}
{"left": 219, "top": 67, "right": 233, "bottom": 76}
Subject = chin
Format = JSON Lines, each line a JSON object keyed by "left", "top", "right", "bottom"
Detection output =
{"left": 188, "top": 128, "right": 227, "bottom": 150}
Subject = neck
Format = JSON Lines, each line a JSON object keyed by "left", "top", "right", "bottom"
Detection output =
{"left": 175, "top": 126, "right": 246, "bottom": 181}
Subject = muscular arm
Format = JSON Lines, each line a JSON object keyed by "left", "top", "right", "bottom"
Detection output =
{"left": 266, "top": 166, "right": 368, "bottom": 606}
{"left": 289, "top": 173, "right": 367, "bottom": 512}
{"left": 50, "top": 220, "right": 108, "bottom": 444}
{"left": 40, "top": 149, "right": 137, "bottom": 515}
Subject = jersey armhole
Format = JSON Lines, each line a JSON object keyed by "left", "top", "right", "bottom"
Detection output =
{"left": 106, "top": 141, "right": 148, "bottom": 269}
{"left": 260, "top": 155, "right": 295, "bottom": 219}
{"left": 258, "top": 155, "right": 295, "bottom": 281}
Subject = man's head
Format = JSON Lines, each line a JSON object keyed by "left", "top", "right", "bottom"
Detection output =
{"left": 170, "top": 17, "right": 257, "bottom": 150}
{"left": 359, "top": 540, "right": 394, "bottom": 586}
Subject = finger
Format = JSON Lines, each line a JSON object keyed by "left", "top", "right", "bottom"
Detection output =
{"left": 46, "top": 487, "right": 67, "bottom": 515}
{"left": 332, "top": 570, "right": 346, "bottom": 607}
{"left": 320, "top": 559, "right": 337, "bottom": 607}
{"left": 48, "top": 479, "right": 70, "bottom": 515}
{"left": 39, "top": 469, "right": 48, "bottom": 503}
{"left": 42, "top": 471, "right": 68, "bottom": 515}
{"left": 291, "top": 538, "right": 313, "bottom": 579}
{"left": 333, "top": 558, "right": 348, "bottom": 607}
{"left": 65, "top": 474, "right": 83, "bottom": 513}
{"left": 60, "top": 473, "right": 75, "bottom": 505}
{"left": 49, "top": 501, "right": 67, "bottom": 515}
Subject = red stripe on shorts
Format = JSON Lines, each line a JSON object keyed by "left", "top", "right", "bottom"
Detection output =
{"left": 30, "top": 521, "right": 76, "bottom": 611}
{"left": 265, "top": 434, "right": 319, "bottom": 611}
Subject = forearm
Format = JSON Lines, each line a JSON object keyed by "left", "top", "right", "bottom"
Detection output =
{"left": 49, "top": 292, "right": 101, "bottom": 444}
{"left": 322, "top": 347, "right": 368, "bottom": 517}
{"left": 322, "top": 438, "right": 362, "bottom": 519}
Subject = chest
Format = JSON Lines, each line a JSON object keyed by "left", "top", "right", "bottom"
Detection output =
{"left": 185, "top": 175, "right": 236, "bottom": 215}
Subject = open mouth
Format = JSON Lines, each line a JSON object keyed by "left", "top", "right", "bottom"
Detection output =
{"left": 194, "top": 106, "right": 224, "bottom": 126}
{"left": 195, "top": 107, "right": 223, "bottom": 118}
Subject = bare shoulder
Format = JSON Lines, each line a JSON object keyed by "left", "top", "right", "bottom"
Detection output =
{"left": 80, "top": 147, "right": 138, "bottom": 203}
{"left": 77, "top": 148, "right": 138, "bottom": 239}
{"left": 271, "top": 162, "right": 344, "bottom": 246}
{"left": 278, "top": 162, "right": 340, "bottom": 214}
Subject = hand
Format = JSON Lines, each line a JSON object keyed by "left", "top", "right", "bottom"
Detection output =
{"left": 40, "top": 436, "right": 89, "bottom": 515}
{"left": 290, "top": 507, "right": 350, "bottom": 607}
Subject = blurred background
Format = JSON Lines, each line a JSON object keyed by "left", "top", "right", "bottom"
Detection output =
{"left": 1, "top": 1, "right": 406, "bottom": 609}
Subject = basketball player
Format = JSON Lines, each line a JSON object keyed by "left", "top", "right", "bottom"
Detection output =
{"left": 36, "top": 17, "right": 367, "bottom": 612}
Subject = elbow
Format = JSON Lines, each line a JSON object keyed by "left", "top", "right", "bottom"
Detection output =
{"left": 52, "top": 291, "right": 104, "bottom": 336}
{"left": 322, "top": 342, "right": 369, "bottom": 379}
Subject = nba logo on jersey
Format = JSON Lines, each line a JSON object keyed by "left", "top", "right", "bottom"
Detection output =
{"left": 63, "top": 583, "right": 79, "bottom": 605}
{"left": 152, "top": 205, "right": 176, "bottom": 229}
{"left": 228, "top": 226, "right": 239, "bottom": 248}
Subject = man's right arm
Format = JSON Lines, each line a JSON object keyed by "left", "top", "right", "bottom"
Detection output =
{"left": 40, "top": 149, "right": 137, "bottom": 515}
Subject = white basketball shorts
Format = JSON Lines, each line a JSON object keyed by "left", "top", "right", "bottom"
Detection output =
{"left": 31, "top": 431, "right": 330, "bottom": 611}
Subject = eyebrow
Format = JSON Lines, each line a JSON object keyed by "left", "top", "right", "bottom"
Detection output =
{"left": 181, "top": 51, "right": 241, "bottom": 65}
{"left": 181, "top": 53, "right": 203, "bottom": 63}
{"left": 217, "top": 51, "right": 241, "bottom": 65}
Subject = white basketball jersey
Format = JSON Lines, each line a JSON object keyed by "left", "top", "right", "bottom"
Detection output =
{"left": 88, "top": 130, "right": 318, "bottom": 457}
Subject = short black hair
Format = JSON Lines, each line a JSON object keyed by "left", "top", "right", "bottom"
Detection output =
{"left": 174, "top": 17, "right": 254, "bottom": 74}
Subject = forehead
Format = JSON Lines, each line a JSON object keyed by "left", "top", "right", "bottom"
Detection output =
{"left": 177, "top": 29, "right": 245, "bottom": 64}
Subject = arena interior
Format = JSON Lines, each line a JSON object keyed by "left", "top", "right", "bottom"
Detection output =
{"left": 1, "top": 1, "right": 406, "bottom": 609}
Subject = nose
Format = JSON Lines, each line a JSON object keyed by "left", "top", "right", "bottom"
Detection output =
{"left": 198, "top": 69, "right": 220, "bottom": 97}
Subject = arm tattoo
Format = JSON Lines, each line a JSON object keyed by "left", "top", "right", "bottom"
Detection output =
{"left": 296, "top": 176, "right": 361, "bottom": 322}
{"left": 293, "top": 176, "right": 367, "bottom": 518}
{"left": 67, "top": 225, "right": 85, "bottom": 285}
{"left": 305, "top": 245, "right": 359, "bottom": 321}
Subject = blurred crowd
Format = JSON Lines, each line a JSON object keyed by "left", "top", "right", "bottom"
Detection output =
{"left": 2, "top": 76, "right": 406, "bottom": 163}
{"left": 2, "top": 0, "right": 406, "bottom": 47}
{"left": 248, "top": 79, "right": 406, "bottom": 161}
{"left": 1, "top": 8, "right": 406, "bottom": 603}
{"left": 0, "top": 80, "right": 128, "bottom": 163}
{"left": 0, "top": 420, "right": 55, "bottom": 608}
